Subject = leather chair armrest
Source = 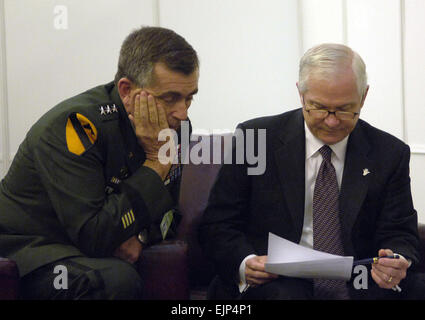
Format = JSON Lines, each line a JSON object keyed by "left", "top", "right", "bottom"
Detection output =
{"left": 0, "top": 258, "right": 19, "bottom": 300}
{"left": 137, "top": 240, "right": 189, "bottom": 300}
{"left": 417, "top": 223, "right": 425, "bottom": 273}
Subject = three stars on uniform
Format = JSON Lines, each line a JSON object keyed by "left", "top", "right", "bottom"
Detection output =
{"left": 100, "top": 104, "right": 118, "bottom": 115}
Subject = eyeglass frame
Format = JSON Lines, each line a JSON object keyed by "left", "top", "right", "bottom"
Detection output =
{"left": 301, "top": 95, "right": 360, "bottom": 121}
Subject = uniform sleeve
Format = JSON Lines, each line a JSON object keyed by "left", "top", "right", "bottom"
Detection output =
{"left": 32, "top": 112, "right": 174, "bottom": 257}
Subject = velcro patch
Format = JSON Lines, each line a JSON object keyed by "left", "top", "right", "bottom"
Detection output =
{"left": 66, "top": 113, "right": 98, "bottom": 155}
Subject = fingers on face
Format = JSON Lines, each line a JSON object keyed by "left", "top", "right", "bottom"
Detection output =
{"left": 157, "top": 103, "right": 168, "bottom": 129}
{"left": 147, "top": 94, "right": 159, "bottom": 125}
{"left": 134, "top": 92, "right": 147, "bottom": 126}
{"left": 135, "top": 91, "right": 168, "bottom": 129}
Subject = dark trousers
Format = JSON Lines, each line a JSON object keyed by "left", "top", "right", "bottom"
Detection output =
{"left": 19, "top": 256, "right": 143, "bottom": 300}
{"left": 208, "top": 271, "right": 425, "bottom": 300}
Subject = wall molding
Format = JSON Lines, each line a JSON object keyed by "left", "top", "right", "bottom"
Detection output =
{"left": 399, "top": 0, "right": 409, "bottom": 144}
{"left": 411, "top": 145, "right": 425, "bottom": 155}
{"left": 152, "top": 0, "right": 160, "bottom": 27}
{"left": 342, "top": 0, "right": 348, "bottom": 45}
{"left": 297, "top": 0, "right": 304, "bottom": 57}
{"left": 0, "top": 0, "right": 11, "bottom": 178}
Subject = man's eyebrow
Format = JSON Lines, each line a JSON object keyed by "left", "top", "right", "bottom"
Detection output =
{"left": 159, "top": 88, "right": 198, "bottom": 97}
{"left": 309, "top": 99, "right": 354, "bottom": 109}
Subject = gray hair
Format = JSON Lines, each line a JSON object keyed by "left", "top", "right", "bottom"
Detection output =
{"left": 298, "top": 43, "right": 368, "bottom": 97}
{"left": 114, "top": 26, "right": 199, "bottom": 87}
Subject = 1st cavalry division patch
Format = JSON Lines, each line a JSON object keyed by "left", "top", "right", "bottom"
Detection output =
{"left": 66, "top": 113, "right": 98, "bottom": 155}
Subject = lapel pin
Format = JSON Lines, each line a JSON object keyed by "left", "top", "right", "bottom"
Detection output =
{"left": 363, "top": 168, "right": 371, "bottom": 176}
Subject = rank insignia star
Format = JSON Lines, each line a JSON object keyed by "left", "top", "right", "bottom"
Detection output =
{"left": 100, "top": 104, "right": 118, "bottom": 115}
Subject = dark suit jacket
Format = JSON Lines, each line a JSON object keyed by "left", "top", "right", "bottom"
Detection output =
{"left": 199, "top": 108, "right": 419, "bottom": 285}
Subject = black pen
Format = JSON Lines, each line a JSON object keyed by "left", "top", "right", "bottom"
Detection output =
{"left": 353, "top": 254, "right": 399, "bottom": 266}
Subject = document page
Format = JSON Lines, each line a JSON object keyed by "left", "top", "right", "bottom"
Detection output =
{"left": 264, "top": 233, "right": 354, "bottom": 280}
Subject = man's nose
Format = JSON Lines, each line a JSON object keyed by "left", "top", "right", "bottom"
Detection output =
{"left": 324, "top": 112, "right": 340, "bottom": 127}
{"left": 173, "top": 100, "right": 188, "bottom": 120}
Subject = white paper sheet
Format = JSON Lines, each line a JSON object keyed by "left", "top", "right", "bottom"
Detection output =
{"left": 264, "top": 233, "right": 354, "bottom": 280}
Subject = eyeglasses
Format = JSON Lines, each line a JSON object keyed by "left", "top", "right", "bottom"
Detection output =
{"left": 302, "top": 97, "right": 360, "bottom": 121}
{"left": 304, "top": 108, "right": 360, "bottom": 120}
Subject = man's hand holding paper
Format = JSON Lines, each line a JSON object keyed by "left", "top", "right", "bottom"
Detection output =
{"left": 245, "top": 255, "right": 278, "bottom": 287}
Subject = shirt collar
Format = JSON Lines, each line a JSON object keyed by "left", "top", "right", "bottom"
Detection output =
{"left": 304, "top": 122, "right": 349, "bottom": 161}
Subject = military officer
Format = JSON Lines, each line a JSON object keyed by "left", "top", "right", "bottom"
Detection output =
{"left": 0, "top": 26, "right": 199, "bottom": 299}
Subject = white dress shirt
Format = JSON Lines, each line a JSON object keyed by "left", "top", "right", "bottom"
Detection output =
{"left": 299, "top": 122, "right": 348, "bottom": 249}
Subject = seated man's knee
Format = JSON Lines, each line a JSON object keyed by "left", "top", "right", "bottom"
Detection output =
{"left": 244, "top": 277, "right": 313, "bottom": 300}
{"left": 97, "top": 258, "right": 142, "bottom": 300}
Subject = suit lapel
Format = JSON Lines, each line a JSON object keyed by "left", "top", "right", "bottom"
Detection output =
{"left": 273, "top": 110, "right": 306, "bottom": 241}
{"left": 339, "top": 121, "right": 372, "bottom": 254}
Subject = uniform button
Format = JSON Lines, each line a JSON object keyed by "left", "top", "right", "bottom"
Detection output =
{"left": 120, "top": 167, "right": 129, "bottom": 179}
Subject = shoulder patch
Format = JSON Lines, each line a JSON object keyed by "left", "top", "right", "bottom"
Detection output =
{"left": 66, "top": 113, "right": 98, "bottom": 155}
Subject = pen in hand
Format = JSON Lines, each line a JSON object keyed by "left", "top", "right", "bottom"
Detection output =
{"left": 353, "top": 254, "right": 402, "bottom": 293}
{"left": 353, "top": 254, "right": 399, "bottom": 266}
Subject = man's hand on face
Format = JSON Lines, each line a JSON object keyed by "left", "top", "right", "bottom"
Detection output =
{"left": 129, "top": 91, "right": 176, "bottom": 180}
{"left": 113, "top": 236, "right": 143, "bottom": 264}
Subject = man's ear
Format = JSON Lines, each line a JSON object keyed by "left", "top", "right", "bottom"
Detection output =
{"left": 117, "top": 78, "right": 133, "bottom": 102}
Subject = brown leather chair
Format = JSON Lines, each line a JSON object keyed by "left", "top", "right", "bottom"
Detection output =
{"left": 0, "top": 258, "right": 19, "bottom": 300}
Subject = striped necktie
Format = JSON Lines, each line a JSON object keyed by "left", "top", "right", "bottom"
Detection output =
{"left": 313, "top": 145, "right": 350, "bottom": 299}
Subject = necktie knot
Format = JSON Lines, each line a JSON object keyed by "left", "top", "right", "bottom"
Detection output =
{"left": 319, "top": 145, "right": 332, "bottom": 163}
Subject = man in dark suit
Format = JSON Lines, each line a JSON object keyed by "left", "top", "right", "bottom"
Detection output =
{"left": 199, "top": 43, "right": 423, "bottom": 299}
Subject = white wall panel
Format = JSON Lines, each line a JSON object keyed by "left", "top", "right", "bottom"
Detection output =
{"left": 4, "top": 0, "right": 156, "bottom": 157}
{"left": 404, "top": 0, "right": 425, "bottom": 150}
{"left": 299, "top": 0, "right": 345, "bottom": 52}
{"left": 346, "top": 0, "right": 404, "bottom": 140}
{"left": 159, "top": 0, "right": 300, "bottom": 133}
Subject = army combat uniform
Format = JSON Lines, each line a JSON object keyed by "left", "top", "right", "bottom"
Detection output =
{"left": 0, "top": 82, "right": 186, "bottom": 299}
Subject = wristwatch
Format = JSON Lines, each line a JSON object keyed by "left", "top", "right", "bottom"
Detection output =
{"left": 137, "top": 229, "right": 149, "bottom": 246}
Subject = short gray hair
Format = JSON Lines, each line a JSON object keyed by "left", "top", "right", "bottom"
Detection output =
{"left": 298, "top": 43, "right": 368, "bottom": 97}
{"left": 114, "top": 26, "right": 199, "bottom": 87}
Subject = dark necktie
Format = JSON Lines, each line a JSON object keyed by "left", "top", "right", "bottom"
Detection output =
{"left": 313, "top": 145, "right": 350, "bottom": 299}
